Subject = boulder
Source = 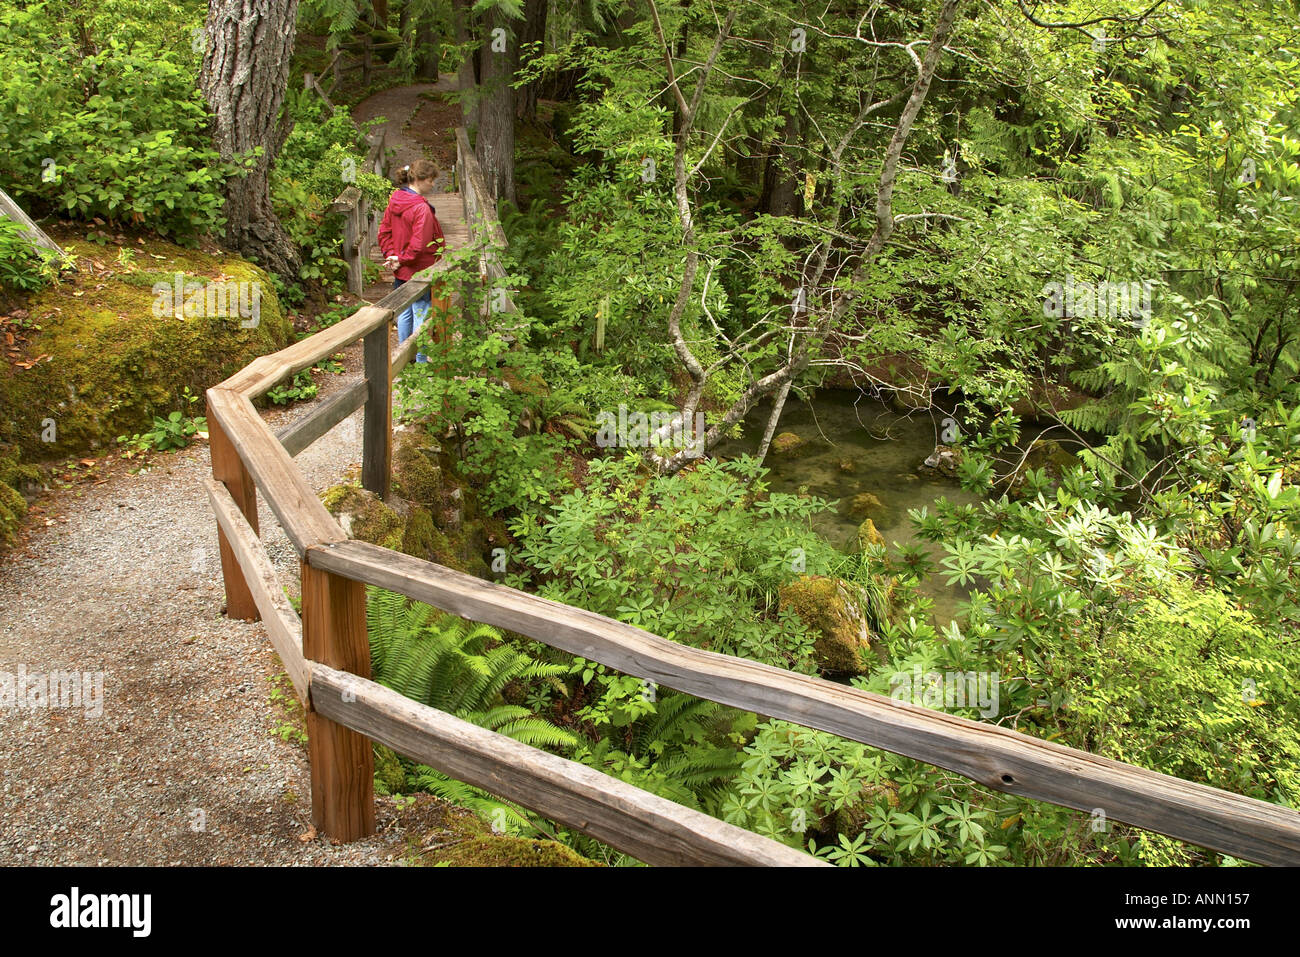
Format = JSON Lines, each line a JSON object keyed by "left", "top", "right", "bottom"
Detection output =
{"left": 0, "top": 234, "right": 290, "bottom": 460}
{"left": 322, "top": 427, "right": 508, "bottom": 579}
{"left": 920, "top": 445, "right": 961, "bottom": 477}
{"left": 848, "top": 491, "right": 884, "bottom": 518}
{"left": 770, "top": 431, "right": 803, "bottom": 455}
{"left": 778, "top": 575, "right": 877, "bottom": 676}
{"left": 856, "top": 518, "right": 885, "bottom": 551}
{"left": 320, "top": 485, "right": 407, "bottom": 552}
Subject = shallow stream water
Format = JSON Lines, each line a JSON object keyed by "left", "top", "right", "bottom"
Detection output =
{"left": 713, "top": 390, "right": 984, "bottom": 623}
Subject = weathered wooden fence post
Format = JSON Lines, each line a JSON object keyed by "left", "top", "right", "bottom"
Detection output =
{"left": 302, "top": 559, "right": 375, "bottom": 840}
{"left": 361, "top": 322, "right": 392, "bottom": 499}
{"left": 208, "top": 402, "right": 259, "bottom": 621}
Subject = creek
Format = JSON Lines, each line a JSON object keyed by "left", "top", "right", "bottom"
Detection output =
{"left": 714, "top": 390, "right": 987, "bottom": 624}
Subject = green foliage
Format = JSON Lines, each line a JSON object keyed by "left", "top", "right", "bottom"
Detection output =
{"left": 0, "top": 0, "right": 227, "bottom": 239}
{"left": 394, "top": 250, "right": 599, "bottom": 513}
{"left": 115, "top": 387, "right": 206, "bottom": 453}
{"left": 272, "top": 92, "right": 391, "bottom": 291}
{"left": 365, "top": 586, "right": 583, "bottom": 841}
{"left": 724, "top": 720, "right": 1012, "bottom": 866}
{"left": 265, "top": 354, "right": 344, "bottom": 406}
{"left": 266, "top": 369, "right": 319, "bottom": 406}
{"left": 0, "top": 219, "right": 55, "bottom": 294}
{"left": 508, "top": 453, "right": 835, "bottom": 672}
{"left": 267, "top": 672, "right": 308, "bottom": 746}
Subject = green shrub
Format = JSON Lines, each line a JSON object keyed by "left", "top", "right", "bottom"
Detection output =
{"left": 0, "top": 2, "right": 227, "bottom": 240}
{"left": 271, "top": 91, "right": 392, "bottom": 290}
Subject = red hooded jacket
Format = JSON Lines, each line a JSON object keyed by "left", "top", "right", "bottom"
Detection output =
{"left": 378, "top": 188, "right": 445, "bottom": 280}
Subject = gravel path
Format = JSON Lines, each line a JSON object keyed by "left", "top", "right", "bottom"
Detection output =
{"left": 0, "top": 81, "right": 463, "bottom": 865}
{"left": 0, "top": 342, "right": 402, "bottom": 865}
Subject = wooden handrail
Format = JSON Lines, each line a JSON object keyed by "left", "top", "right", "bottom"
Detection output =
{"left": 204, "top": 478, "right": 311, "bottom": 701}
{"left": 311, "top": 663, "right": 824, "bottom": 866}
{"left": 276, "top": 379, "right": 369, "bottom": 458}
{"left": 207, "top": 389, "right": 347, "bottom": 554}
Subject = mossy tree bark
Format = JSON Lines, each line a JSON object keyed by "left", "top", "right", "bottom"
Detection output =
{"left": 475, "top": 2, "right": 517, "bottom": 205}
{"left": 200, "top": 0, "right": 303, "bottom": 284}
{"left": 516, "top": 0, "right": 548, "bottom": 123}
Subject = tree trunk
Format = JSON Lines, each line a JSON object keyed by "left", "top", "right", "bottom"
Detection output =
{"left": 761, "top": 107, "right": 801, "bottom": 217}
{"left": 415, "top": 9, "right": 439, "bottom": 80}
{"left": 201, "top": 0, "right": 302, "bottom": 283}
{"left": 452, "top": 0, "right": 479, "bottom": 133}
{"left": 517, "top": 0, "right": 548, "bottom": 123}
{"left": 753, "top": 379, "right": 792, "bottom": 470}
{"left": 477, "top": 4, "right": 518, "bottom": 205}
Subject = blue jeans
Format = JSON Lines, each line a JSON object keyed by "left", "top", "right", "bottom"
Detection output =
{"left": 393, "top": 279, "right": 431, "bottom": 363}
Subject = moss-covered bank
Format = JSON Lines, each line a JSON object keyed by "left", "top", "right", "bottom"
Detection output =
{"left": 320, "top": 428, "right": 510, "bottom": 577}
{"left": 1, "top": 235, "right": 291, "bottom": 460}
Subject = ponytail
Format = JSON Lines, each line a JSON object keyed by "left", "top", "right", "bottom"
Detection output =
{"left": 394, "top": 159, "right": 438, "bottom": 186}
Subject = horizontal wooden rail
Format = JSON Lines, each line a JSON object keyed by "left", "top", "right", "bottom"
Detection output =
{"left": 372, "top": 277, "right": 433, "bottom": 318}
{"left": 218, "top": 305, "right": 393, "bottom": 398}
{"left": 207, "top": 389, "right": 346, "bottom": 554}
{"left": 306, "top": 538, "right": 1300, "bottom": 867}
{"left": 276, "top": 379, "right": 369, "bottom": 458}
{"left": 204, "top": 478, "right": 310, "bottom": 702}
{"left": 312, "top": 663, "right": 822, "bottom": 866}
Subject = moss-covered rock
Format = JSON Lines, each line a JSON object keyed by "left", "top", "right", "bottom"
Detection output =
{"left": 771, "top": 431, "right": 803, "bottom": 455}
{"left": 321, "top": 484, "right": 407, "bottom": 551}
{"left": 374, "top": 745, "right": 410, "bottom": 795}
{"left": 856, "top": 518, "right": 885, "bottom": 550}
{"left": 849, "top": 491, "right": 884, "bottom": 518}
{"left": 0, "top": 236, "right": 290, "bottom": 460}
{"left": 920, "top": 445, "right": 961, "bottom": 477}
{"left": 437, "top": 834, "right": 600, "bottom": 867}
{"left": 392, "top": 436, "right": 445, "bottom": 506}
{"left": 0, "top": 475, "right": 26, "bottom": 551}
{"left": 381, "top": 793, "right": 600, "bottom": 867}
{"left": 778, "top": 575, "right": 876, "bottom": 676}
{"left": 321, "top": 428, "right": 510, "bottom": 579}
{"left": 401, "top": 508, "right": 437, "bottom": 561}
{"left": 0, "top": 445, "right": 41, "bottom": 551}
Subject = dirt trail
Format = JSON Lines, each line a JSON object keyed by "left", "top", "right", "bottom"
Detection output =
{"left": 0, "top": 83, "right": 463, "bottom": 866}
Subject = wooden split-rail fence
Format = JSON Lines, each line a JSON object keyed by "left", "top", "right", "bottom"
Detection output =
{"left": 202, "top": 128, "right": 1300, "bottom": 867}
{"left": 0, "top": 186, "right": 71, "bottom": 267}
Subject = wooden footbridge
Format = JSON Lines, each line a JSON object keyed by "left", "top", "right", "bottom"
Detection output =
{"left": 202, "top": 128, "right": 1300, "bottom": 867}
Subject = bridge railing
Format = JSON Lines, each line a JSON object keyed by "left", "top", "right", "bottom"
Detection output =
{"left": 203, "top": 140, "right": 1300, "bottom": 868}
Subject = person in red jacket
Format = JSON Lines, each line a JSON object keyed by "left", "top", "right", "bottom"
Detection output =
{"left": 378, "top": 159, "right": 445, "bottom": 362}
